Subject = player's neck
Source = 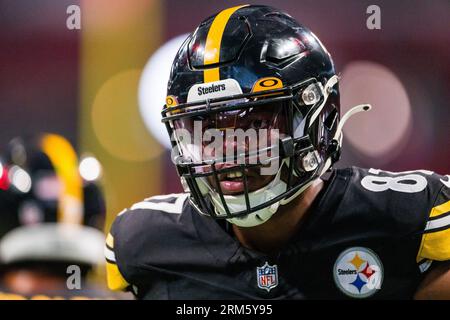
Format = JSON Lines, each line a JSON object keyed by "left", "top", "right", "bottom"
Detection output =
{"left": 232, "top": 179, "right": 324, "bottom": 256}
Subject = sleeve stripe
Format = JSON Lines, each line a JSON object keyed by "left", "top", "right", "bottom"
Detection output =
{"left": 117, "top": 209, "right": 127, "bottom": 217}
{"left": 429, "top": 200, "right": 450, "bottom": 218}
{"left": 105, "top": 242, "right": 113, "bottom": 252}
{"left": 425, "top": 213, "right": 450, "bottom": 232}
{"left": 106, "top": 261, "right": 129, "bottom": 291}
{"left": 416, "top": 191, "right": 450, "bottom": 262}
{"left": 106, "top": 233, "right": 114, "bottom": 248}
{"left": 105, "top": 257, "right": 116, "bottom": 265}
{"left": 429, "top": 211, "right": 450, "bottom": 222}
{"left": 418, "top": 259, "right": 433, "bottom": 273}
{"left": 417, "top": 228, "right": 450, "bottom": 261}
{"left": 130, "top": 193, "right": 188, "bottom": 214}
{"left": 104, "top": 246, "right": 116, "bottom": 263}
{"left": 144, "top": 193, "right": 186, "bottom": 201}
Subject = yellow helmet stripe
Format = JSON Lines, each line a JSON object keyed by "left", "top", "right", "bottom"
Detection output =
{"left": 41, "top": 134, "right": 84, "bottom": 224}
{"left": 203, "top": 5, "right": 248, "bottom": 83}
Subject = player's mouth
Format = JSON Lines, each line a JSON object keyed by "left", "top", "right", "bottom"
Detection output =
{"left": 208, "top": 166, "right": 273, "bottom": 195}
{"left": 218, "top": 169, "right": 246, "bottom": 194}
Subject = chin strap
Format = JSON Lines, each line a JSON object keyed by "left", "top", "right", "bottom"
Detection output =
{"left": 209, "top": 160, "right": 289, "bottom": 228}
{"left": 279, "top": 179, "right": 315, "bottom": 206}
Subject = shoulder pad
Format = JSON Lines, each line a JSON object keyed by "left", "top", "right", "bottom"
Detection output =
{"left": 105, "top": 193, "right": 190, "bottom": 290}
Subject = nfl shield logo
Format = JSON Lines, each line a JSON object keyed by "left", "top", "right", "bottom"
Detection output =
{"left": 257, "top": 262, "right": 278, "bottom": 292}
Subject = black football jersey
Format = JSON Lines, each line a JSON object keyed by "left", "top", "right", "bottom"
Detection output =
{"left": 105, "top": 167, "right": 450, "bottom": 299}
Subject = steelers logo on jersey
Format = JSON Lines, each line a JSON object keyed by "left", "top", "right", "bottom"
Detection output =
{"left": 333, "top": 247, "right": 383, "bottom": 298}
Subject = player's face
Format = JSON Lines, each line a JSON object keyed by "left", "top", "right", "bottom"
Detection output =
{"left": 203, "top": 105, "right": 285, "bottom": 195}
{"left": 173, "top": 103, "right": 288, "bottom": 195}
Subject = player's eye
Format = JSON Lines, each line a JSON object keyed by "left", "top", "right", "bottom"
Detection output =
{"left": 250, "top": 119, "right": 269, "bottom": 129}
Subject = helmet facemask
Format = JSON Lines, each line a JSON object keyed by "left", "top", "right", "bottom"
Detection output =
{"left": 162, "top": 76, "right": 340, "bottom": 227}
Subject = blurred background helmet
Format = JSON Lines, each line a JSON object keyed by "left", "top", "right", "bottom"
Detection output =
{"left": 0, "top": 133, "right": 105, "bottom": 271}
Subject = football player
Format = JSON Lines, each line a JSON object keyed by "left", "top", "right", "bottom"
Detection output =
{"left": 0, "top": 133, "right": 117, "bottom": 299}
{"left": 105, "top": 5, "right": 450, "bottom": 299}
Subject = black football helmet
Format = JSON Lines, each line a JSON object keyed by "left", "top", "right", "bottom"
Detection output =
{"left": 161, "top": 5, "right": 370, "bottom": 227}
{"left": 0, "top": 133, "right": 106, "bottom": 268}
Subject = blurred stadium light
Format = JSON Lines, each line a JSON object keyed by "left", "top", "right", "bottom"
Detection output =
{"left": 79, "top": 155, "right": 102, "bottom": 182}
{"left": 139, "top": 33, "right": 190, "bottom": 150}
{"left": 79, "top": 0, "right": 164, "bottom": 229}
{"left": 340, "top": 61, "right": 412, "bottom": 164}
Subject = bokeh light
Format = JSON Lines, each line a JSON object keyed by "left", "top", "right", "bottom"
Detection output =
{"left": 79, "top": 156, "right": 102, "bottom": 182}
{"left": 9, "top": 166, "right": 32, "bottom": 193}
{"left": 139, "top": 34, "right": 190, "bottom": 149}
{"left": 340, "top": 61, "right": 412, "bottom": 163}
{"left": 82, "top": 0, "right": 156, "bottom": 34}
{"left": 0, "top": 162, "right": 8, "bottom": 191}
{"left": 91, "top": 69, "right": 164, "bottom": 162}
